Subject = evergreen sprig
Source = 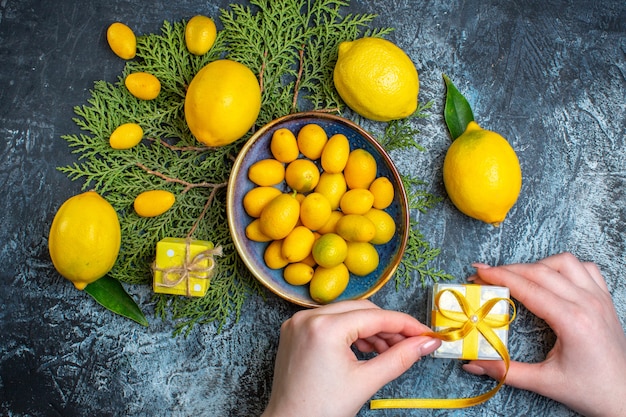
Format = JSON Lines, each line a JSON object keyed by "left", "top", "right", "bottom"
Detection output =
{"left": 59, "top": 0, "right": 450, "bottom": 335}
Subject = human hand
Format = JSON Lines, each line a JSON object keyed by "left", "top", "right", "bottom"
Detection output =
{"left": 464, "top": 252, "right": 626, "bottom": 417}
{"left": 261, "top": 299, "right": 441, "bottom": 417}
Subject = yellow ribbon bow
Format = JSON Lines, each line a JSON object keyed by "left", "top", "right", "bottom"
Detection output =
{"left": 370, "top": 288, "right": 516, "bottom": 409}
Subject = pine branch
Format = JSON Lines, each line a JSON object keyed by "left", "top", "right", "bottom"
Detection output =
{"left": 58, "top": 0, "right": 450, "bottom": 334}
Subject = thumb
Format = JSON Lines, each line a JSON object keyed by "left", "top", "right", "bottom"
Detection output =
{"left": 359, "top": 336, "right": 441, "bottom": 389}
{"left": 463, "top": 360, "right": 552, "bottom": 395}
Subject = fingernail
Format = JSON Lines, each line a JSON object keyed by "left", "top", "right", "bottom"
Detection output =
{"left": 472, "top": 263, "right": 491, "bottom": 270}
{"left": 419, "top": 338, "right": 441, "bottom": 356}
{"left": 462, "top": 363, "right": 486, "bottom": 375}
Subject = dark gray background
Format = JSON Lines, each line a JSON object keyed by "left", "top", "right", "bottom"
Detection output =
{"left": 1, "top": 1, "right": 624, "bottom": 416}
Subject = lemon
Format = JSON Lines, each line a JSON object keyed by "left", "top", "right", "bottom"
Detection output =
{"left": 295, "top": 192, "right": 307, "bottom": 204}
{"left": 316, "top": 210, "right": 343, "bottom": 235}
{"left": 363, "top": 208, "right": 396, "bottom": 245}
{"left": 334, "top": 37, "right": 419, "bottom": 121}
{"left": 314, "top": 172, "right": 347, "bottom": 210}
{"left": 109, "top": 123, "right": 143, "bottom": 150}
{"left": 264, "top": 239, "right": 290, "bottom": 269}
{"left": 321, "top": 133, "right": 350, "bottom": 173}
{"left": 300, "top": 192, "right": 332, "bottom": 231}
{"left": 443, "top": 121, "right": 522, "bottom": 226}
{"left": 285, "top": 159, "right": 320, "bottom": 193}
{"left": 344, "top": 242, "right": 379, "bottom": 276}
{"left": 248, "top": 159, "right": 285, "bottom": 186}
{"left": 185, "top": 15, "right": 217, "bottom": 56}
{"left": 270, "top": 128, "right": 300, "bottom": 163}
{"left": 344, "top": 149, "right": 377, "bottom": 190}
{"left": 133, "top": 190, "right": 175, "bottom": 217}
{"left": 297, "top": 123, "right": 328, "bottom": 159}
{"left": 312, "top": 233, "right": 348, "bottom": 268}
{"left": 125, "top": 72, "right": 161, "bottom": 100}
{"left": 243, "top": 186, "right": 282, "bottom": 217}
{"left": 106, "top": 22, "right": 136, "bottom": 60}
{"left": 310, "top": 263, "right": 350, "bottom": 304}
{"left": 282, "top": 226, "right": 315, "bottom": 263}
{"left": 245, "top": 219, "right": 272, "bottom": 242}
{"left": 259, "top": 193, "right": 300, "bottom": 240}
{"left": 339, "top": 189, "right": 374, "bottom": 215}
{"left": 369, "top": 177, "right": 394, "bottom": 209}
{"left": 283, "top": 262, "right": 314, "bottom": 286}
{"left": 48, "top": 191, "right": 121, "bottom": 290}
{"left": 335, "top": 214, "right": 376, "bottom": 243}
{"left": 185, "top": 59, "right": 261, "bottom": 147}
{"left": 301, "top": 250, "right": 318, "bottom": 268}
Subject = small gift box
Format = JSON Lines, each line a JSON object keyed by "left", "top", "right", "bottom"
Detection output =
{"left": 430, "top": 283, "right": 512, "bottom": 360}
{"left": 152, "top": 237, "right": 221, "bottom": 297}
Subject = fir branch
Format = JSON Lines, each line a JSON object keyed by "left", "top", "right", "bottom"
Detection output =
{"left": 375, "top": 101, "right": 452, "bottom": 288}
{"left": 145, "top": 137, "right": 213, "bottom": 152}
{"left": 402, "top": 174, "right": 442, "bottom": 213}
{"left": 135, "top": 163, "right": 228, "bottom": 194}
{"left": 58, "top": 0, "right": 450, "bottom": 334}
{"left": 378, "top": 101, "right": 433, "bottom": 151}
{"left": 397, "top": 221, "right": 454, "bottom": 288}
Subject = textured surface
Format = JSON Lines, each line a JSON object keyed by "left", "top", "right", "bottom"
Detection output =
{"left": 1, "top": 1, "right": 625, "bottom": 416}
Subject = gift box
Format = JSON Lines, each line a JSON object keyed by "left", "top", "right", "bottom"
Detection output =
{"left": 152, "top": 237, "right": 220, "bottom": 297}
{"left": 430, "top": 283, "right": 512, "bottom": 360}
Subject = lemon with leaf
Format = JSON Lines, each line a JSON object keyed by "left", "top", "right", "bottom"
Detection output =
{"left": 48, "top": 191, "right": 121, "bottom": 290}
{"left": 442, "top": 75, "right": 522, "bottom": 226}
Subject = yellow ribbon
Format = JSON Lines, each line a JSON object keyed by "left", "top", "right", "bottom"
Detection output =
{"left": 370, "top": 288, "right": 516, "bottom": 409}
{"left": 152, "top": 240, "right": 223, "bottom": 297}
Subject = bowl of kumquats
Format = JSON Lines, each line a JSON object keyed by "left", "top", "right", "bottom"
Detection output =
{"left": 227, "top": 112, "right": 409, "bottom": 307}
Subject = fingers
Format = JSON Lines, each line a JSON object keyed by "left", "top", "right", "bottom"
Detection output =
{"left": 471, "top": 253, "right": 609, "bottom": 327}
{"left": 581, "top": 261, "right": 609, "bottom": 292}
{"left": 313, "top": 299, "right": 381, "bottom": 315}
{"left": 471, "top": 264, "right": 569, "bottom": 326}
{"left": 284, "top": 299, "right": 382, "bottom": 335}
{"left": 463, "top": 359, "right": 558, "bottom": 400}
{"left": 332, "top": 307, "right": 436, "bottom": 356}
{"left": 474, "top": 253, "right": 606, "bottom": 297}
{"left": 338, "top": 308, "right": 432, "bottom": 343}
{"left": 480, "top": 261, "right": 582, "bottom": 303}
{"left": 357, "top": 332, "right": 409, "bottom": 353}
{"left": 538, "top": 252, "right": 605, "bottom": 292}
{"left": 358, "top": 336, "right": 441, "bottom": 390}
{"left": 291, "top": 302, "right": 433, "bottom": 353}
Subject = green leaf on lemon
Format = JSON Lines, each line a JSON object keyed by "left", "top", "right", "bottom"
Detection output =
{"left": 85, "top": 276, "right": 148, "bottom": 327}
{"left": 443, "top": 74, "right": 474, "bottom": 140}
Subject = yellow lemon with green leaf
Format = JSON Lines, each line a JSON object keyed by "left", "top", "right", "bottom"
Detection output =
{"left": 48, "top": 191, "right": 121, "bottom": 290}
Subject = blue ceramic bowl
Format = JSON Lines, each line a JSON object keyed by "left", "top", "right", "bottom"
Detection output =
{"left": 227, "top": 112, "right": 409, "bottom": 307}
